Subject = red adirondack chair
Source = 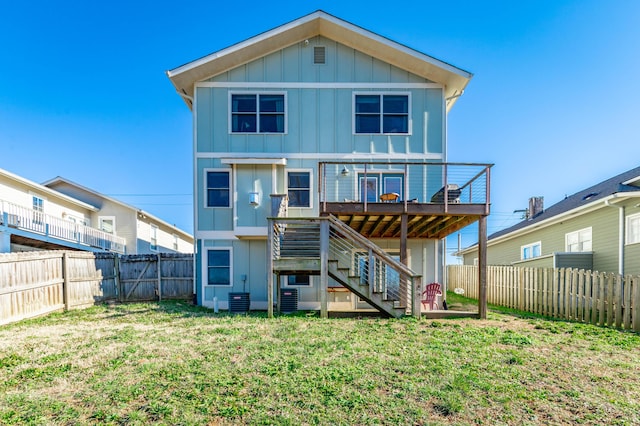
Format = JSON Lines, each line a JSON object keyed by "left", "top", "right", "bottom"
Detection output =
{"left": 421, "top": 282, "right": 443, "bottom": 310}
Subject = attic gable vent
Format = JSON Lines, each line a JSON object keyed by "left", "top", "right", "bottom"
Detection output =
{"left": 313, "top": 46, "right": 326, "bottom": 64}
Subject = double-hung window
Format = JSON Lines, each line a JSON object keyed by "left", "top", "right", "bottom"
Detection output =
{"left": 206, "top": 171, "right": 231, "bottom": 208}
{"left": 354, "top": 93, "right": 409, "bottom": 134}
{"left": 150, "top": 225, "right": 158, "bottom": 252}
{"left": 627, "top": 213, "right": 640, "bottom": 245}
{"left": 565, "top": 227, "right": 592, "bottom": 252}
{"left": 521, "top": 241, "right": 541, "bottom": 260}
{"left": 287, "top": 170, "right": 311, "bottom": 208}
{"left": 32, "top": 195, "right": 44, "bottom": 225}
{"left": 231, "top": 93, "right": 285, "bottom": 133}
{"left": 207, "top": 249, "right": 231, "bottom": 286}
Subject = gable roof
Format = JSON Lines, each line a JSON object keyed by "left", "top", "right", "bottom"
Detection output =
{"left": 166, "top": 10, "right": 472, "bottom": 111}
{"left": 42, "top": 177, "right": 193, "bottom": 240}
{"left": 459, "top": 166, "right": 640, "bottom": 254}
{"left": 0, "top": 167, "right": 98, "bottom": 212}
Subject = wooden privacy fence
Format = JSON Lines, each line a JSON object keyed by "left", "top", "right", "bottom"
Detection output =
{"left": 1, "top": 251, "right": 194, "bottom": 326}
{"left": 448, "top": 265, "right": 640, "bottom": 332}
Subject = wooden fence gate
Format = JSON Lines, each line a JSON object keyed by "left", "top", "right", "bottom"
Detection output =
{"left": 1, "top": 251, "right": 194, "bottom": 326}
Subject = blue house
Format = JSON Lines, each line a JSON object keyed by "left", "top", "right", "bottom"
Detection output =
{"left": 167, "top": 11, "right": 491, "bottom": 318}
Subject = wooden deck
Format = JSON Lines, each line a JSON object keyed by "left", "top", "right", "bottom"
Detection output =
{"left": 323, "top": 201, "right": 487, "bottom": 239}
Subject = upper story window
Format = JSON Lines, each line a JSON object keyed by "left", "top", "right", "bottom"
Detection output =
{"left": 230, "top": 93, "right": 286, "bottom": 133}
{"left": 150, "top": 224, "right": 158, "bottom": 252}
{"left": 287, "top": 170, "right": 311, "bottom": 208}
{"left": 626, "top": 213, "right": 640, "bottom": 245}
{"left": 32, "top": 195, "right": 44, "bottom": 224}
{"left": 354, "top": 93, "right": 410, "bottom": 134}
{"left": 99, "top": 217, "right": 116, "bottom": 234}
{"left": 173, "top": 234, "right": 179, "bottom": 251}
{"left": 521, "top": 241, "right": 541, "bottom": 260}
{"left": 565, "top": 227, "right": 592, "bottom": 252}
{"left": 206, "top": 170, "right": 231, "bottom": 208}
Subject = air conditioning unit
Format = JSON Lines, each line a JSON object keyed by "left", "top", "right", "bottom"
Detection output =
{"left": 280, "top": 288, "right": 298, "bottom": 314}
{"left": 228, "top": 292, "right": 250, "bottom": 313}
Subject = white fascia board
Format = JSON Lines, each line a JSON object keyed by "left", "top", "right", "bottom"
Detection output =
{"left": 1, "top": 170, "right": 99, "bottom": 212}
{"left": 167, "top": 12, "right": 323, "bottom": 78}
{"left": 318, "top": 12, "right": 472, "bottom": 80}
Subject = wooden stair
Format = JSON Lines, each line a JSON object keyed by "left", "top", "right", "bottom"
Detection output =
{"left": 271, "top": 216, "right": 420, "bottom": 318}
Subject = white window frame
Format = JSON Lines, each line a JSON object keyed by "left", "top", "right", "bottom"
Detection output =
{"left": 284, "top": 275, "right": 313, "bottom": 287}
{"left": 626, "top": 212, "right": 640, "bottom": 245}
{"left": 172, "top": 234, "right": 179, "bottom": 251}
{"left": 150, "top": 224, "right": 158, "bottom": 252}
{"left": 228, "top": 91, "right": 287, "bottom": 134}
{"left": 99, "top": 216, "right": 116, "bottom": 234}
{"left": 204, "top": 247, "right": 233, "bottom": 287}
{"left": 286, "top": 169, "right": 313, "bottom": 209}
{"left": 565, "top": 227, "right": 592, "bottom": 252}
{"left": 521, "top": 241, "right": 542, "bottom": 260}
{"left": 352, "top": 92, "right": 412, "bottom": 135}
{"left": 204, "top": 168, "right": 232, "bottom": 209}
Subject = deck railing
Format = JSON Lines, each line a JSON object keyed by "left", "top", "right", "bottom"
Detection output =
{"left": 319, "top": 161, "right": 492, "bottom": 213}
{"left": 270, "top": 215, "right": 421, "bottom": 315}
{"left": 0, "top": 200, "right": 126, "bottom": 253}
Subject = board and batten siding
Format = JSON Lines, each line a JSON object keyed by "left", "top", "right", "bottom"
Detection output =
{"left": 196, "top": 86, "right": 443, "bottom": 156}
{"left": 201, "top": 239, "right": 268, "bottom": 308}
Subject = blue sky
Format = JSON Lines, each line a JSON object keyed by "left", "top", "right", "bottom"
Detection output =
{"left": 1, "top": 1, "right": 639, "bottom": 257}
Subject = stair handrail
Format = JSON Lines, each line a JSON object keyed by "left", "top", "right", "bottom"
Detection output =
{"left": 326, "top": 215, "right": 420, "bottom": 279}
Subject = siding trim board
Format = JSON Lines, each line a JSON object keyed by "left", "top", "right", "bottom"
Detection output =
{"left": 197, "top": 152, "right": 444, "bottom": 161}
{"left": 197, "top": 82, "right": 442, "bottom": 89}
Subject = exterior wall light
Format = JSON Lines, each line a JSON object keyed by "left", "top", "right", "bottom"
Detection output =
{"left": 341, "top": 166, "right": 350, "bottom": 177}
{"left": 249, "top": 192, "right": 260, "bottom": 206}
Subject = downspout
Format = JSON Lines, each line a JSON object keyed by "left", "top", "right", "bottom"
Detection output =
{"left": 604, "top": 198, "right": 624, "bottom": 275}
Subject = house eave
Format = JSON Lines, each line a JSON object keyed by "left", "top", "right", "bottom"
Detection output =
{"left": 42, "top": 177, "right": 194, "bottom": 241}
{"left": 166, "top": 10, "right": 472, "bottom": 111}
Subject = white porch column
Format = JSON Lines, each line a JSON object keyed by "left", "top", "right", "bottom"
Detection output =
{"left": 0, "top": 229, "right": 10, "bottom": 253}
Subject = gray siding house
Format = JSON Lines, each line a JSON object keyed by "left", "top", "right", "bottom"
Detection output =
{"left": 168, "top": 11, "right": 491, "bottom": 316}
{"left": 458, "top": 166, "right": 640, "bottom": 276}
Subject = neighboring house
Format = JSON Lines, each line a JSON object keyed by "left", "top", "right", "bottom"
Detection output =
{"left": 167, "top": 10, "right": 491, "bottom": 316}
{"left": 43, "top": 177, "right": 193, "bottom": 254}
{"left": 0, "top": 168, "right": 125, "bottom": 253}
{"left": 458, "top": 166, "right": 640, "bottom": 276}
{"left": 0, "top": 167, "right": 193, "bottom": 254}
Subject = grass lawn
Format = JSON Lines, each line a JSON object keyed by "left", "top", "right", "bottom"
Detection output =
{"left": 1, "top": 298, "right": 639, "bottom": 425}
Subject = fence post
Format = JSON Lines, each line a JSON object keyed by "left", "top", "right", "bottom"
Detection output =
{"left": 62, "top": 252, "right": 71, "bottom": 311}
{"left": 157, "top": 253, "right": 162, "bottom": 302}
{"left": 633, "top": 276, "right": 640, "bottom": 332}
{"left": 113, "top": 253, "right": 122, "bottom": 302}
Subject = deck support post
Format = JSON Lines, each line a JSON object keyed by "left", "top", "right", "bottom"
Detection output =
{"left": 413, "top": 276, "right": 422, "bottom": 319}
{"left": 400, "top": 214, "right": 408, "bottom": 266}
{"left": 478, "top": 215, "right": 488, "bottom": 319}
{"left": 267, "top": 221, "right": 274, "bottom": 318}
{"left": 320, "top": 219, "right": 329, "bottom": 318}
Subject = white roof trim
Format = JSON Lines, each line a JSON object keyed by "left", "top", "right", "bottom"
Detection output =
{"left": 41, "top": 176, "right": 193, "bottom": 240}
{"left": 221, "top": 158, "right": 287, "bottom": 165}
{"left": 167, "top": 10, "right": 472, "bottom": 111}
{"left": 0, "top": 168, "right": 98, "bottom": 212}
